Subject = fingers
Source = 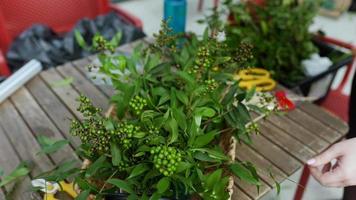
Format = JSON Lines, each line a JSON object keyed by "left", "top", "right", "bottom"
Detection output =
{"left": 322, "top": 162, "right": 331, "bottom": 174}
{"left": 309, "top": 166, "right": 345, "bottom": 187}
{"left": 307, "top": 143, "right": 344, "bottom": 167}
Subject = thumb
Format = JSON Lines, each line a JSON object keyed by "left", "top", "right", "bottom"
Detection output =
{"left": 307, "top": 143, "right": 343, "bottom": 167}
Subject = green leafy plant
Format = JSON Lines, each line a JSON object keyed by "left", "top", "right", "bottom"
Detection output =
{"left": 223, "top": 0, "right": 319, "bottom": 83}
{"left": 0, "top": 163, "right": 30, "bottom": 187}
{"left": 36, "top": 21, "right": 278, "bottom": 200}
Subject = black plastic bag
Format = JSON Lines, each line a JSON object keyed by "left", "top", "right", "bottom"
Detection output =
{"left": 6, "top": 12, "right": 145, "bottom": 71}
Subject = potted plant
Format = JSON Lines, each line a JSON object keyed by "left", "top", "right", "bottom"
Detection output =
{"left": 34, "top": 21, "right": 277, "bottom": 200}
{"left": 222, "top": 0, "right": 353, "bottom": 97}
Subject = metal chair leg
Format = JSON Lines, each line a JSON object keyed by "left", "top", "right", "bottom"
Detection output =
{"left": 294, "top": 165, "right": 310, "bottom": 200}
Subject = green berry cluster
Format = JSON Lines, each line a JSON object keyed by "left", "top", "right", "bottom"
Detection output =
{"left": 203, "top": 79, "right": 219, "bottom": 94}
{"left": 196, "top": 46, "right": 213, "bottom": 69}
{"left": 233, "top": 42, "right": 253, "bottom": 64}
{"left": 77, "top": 95, "right": 102, "bottom": 117}
{"left": 246, "top": 122, "right": 260, "bottom": 135}
{"left": 117, "top": 162, "right": 129, "bottom": 172}
{"left": 114, "top": 123, "right": 140, "bottom": 149}
{"left": 129, "top": 96, "right": 147, "bottom": 115}
{"left": 150, "top": 20, "right": 177, "bottom": 54}
{"left": 150, "top": 146, "right": 182, "bottom": 176}
{"left": 70, "top": 95, "right": 111, "bottom": 155}
{"left": 93, "top": 35, "right": 115, "bottom": 52}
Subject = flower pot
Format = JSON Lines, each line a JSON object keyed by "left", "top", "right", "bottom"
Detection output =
{"left": 279, "top": 38, "right": 353, "bottom": 101}
{"left": 105, "top": 193, "right": 128, "bottom": 200}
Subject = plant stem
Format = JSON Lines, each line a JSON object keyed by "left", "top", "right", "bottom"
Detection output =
{"left": 98, "top": 169, "right": 119, "bottom": 195}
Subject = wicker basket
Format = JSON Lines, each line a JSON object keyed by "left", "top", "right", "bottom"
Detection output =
{"left": 78, "top": 105, "right": 237, "bottom": 200}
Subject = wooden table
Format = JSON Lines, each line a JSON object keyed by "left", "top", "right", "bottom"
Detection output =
{"left": 0, "top": 38, "right": 349, "bottom": 200}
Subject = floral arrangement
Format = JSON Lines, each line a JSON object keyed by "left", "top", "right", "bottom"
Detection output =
{"left": 27, "top": 21, "right": 279, "bottom": 200}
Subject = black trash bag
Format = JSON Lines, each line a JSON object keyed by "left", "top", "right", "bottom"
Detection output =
{"left": 6, "top": 12, "right": 145, "bottom": 71}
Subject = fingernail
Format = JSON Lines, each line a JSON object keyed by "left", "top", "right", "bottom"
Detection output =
{"left": 307, "top": 159, "right": 315, "bottom": 165}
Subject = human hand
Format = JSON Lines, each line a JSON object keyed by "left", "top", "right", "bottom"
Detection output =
{"left": 307, "top": 138, "right": 356, "bottom": 187}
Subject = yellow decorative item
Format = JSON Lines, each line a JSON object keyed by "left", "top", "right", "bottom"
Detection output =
{"left": 234, "top": 68, "right": 276, "bottom": 91}
{"left": 31, "top": 179, "right": 78, "bottom": 200}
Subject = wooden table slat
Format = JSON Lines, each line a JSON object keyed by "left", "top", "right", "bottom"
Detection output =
{"left": 236, "top": 145, "right": 286, "bottom": 186}
{"left": 232, "top": 186, "right": 252, "bottom": 200}
{"left": 26, "top": 76, "right": 81, "bottom": 148}
{"left": 286, "top": 109, "right": 342, "bottom": 143}
{"left": 40, "top": 68, "right": 83, "bottom": 119}
{"left": 10, "top": 88, "right": 79, "bottom": 164}
{"left": 56, "top": 63, "right": 109, "bottom": 112}
{"left": 0, "top": 125, "right": 40, "bottom": 200}
{"left": 0, "top": 101, "right": 54, "bottom": 175}
{"left": 299, "top": 103, "right": 349, "bottom": 134}
{"left": 258, "top": 121, "right": 315, "bottom": 162}
{"left": 266, "top": 114, "right": 328, "bottom": 153}
{"left": 248, "top": 133, "right": 301, "bottom": 175}
{"left": 235, "top": 177, "right": 270, "bottom": 199}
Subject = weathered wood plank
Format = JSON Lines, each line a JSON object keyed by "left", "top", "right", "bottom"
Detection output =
{"left": 72, "top": 57, "right": 116, "bottom": 97}
{"left": 236, "top": 145, "right": 286, "bottom": 186}
{"left": 232, "top": 186, "right": 251, "bottom": 200}
{"left": 0, "top": 100, "right": 53, "bottom": 175}
{"left": 0, "top": 125, "right": 39, "bottom": 200}
{"left": 299, "top": 102, "right": 349, "bottom": 134}
{"left": 235, "top": 178, "right": 270, "bottom": 200}
{"left": 10, "top": 88, "right": 79, "bottom": 164}
{"left": 258, "top": 121, "right": 315, "bottom": 162}
{"left": 247, "top": 133, "right": 301, "bottom": 175}
{"left": 265, "top": 113, "right": 328, "bottom": 153}
{"left": 40, "top": 68, "right": 83, "bottom": 120}
{"left": 285, "top": 108, "right": 342, "bottom": 143}
{"left": 56, "top": 63, "right": 109, "bottom": 111}
{"left": 26, "top": 76, "right": 81, "bottom": 148}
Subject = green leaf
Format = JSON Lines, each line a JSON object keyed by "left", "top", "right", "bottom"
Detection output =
{"left": 156, "top": 177, "right": 170, "bottom": 194}
{"left": 0, "top": 163, "right": 30, "bottom": 187}
{"left": 0, "top": 167, "right": 3, "bottom": 177}
{"left": 110, "top": 32, "right": 122, "bottom": 47}
{"left": 104, "top": 120, "right": 115, "bottom": 130}
{"left": 75, "top": 190, "right": 90, "bottom": 200}
{"left": 195, "top": 107, "right": 216, "bottom": 118}
{"left": 36, "top": 135, "right": 69, "bottom": 155}
{"left": 116, "top": 55, "right": 127, "bottom": 72}
{"left": 168, "top": 117, "right": 178, "bottom": 144}
{"left": 245, "top": 86, "right": 256, "bottom": 102}
{"left": 85, "top": 155, "right": 107, "bottom": 178}
{"left": 176, "top": 162, "right": 192, "bottom": 173}
{"left": 176, "top": 90, "right": 189, "bottom": 105}
{"left": 206, "top": 169, "right": 222, "bottom": 189}
{"left": 172, "top": 107, "right": 187, "bottom": 131}
{"left": 74, "top": 30, "right": 88, "bottom": 49}
{"left": 176, "top": 71, "right": 195, "bottom": 85}
{"left": 192, "top": 148, "right": 229, "bottom": 161}
{"left": 133, "top": 131, "right": 146, "bottom": 138}
{"left": 50, "top": 77, "right": 73, "bottom": 87}
{"left": 127, "top": 164, "right": 149, "bottom": 179}
{"left": 111, "top": 143, "right": 122, "bottom": 166}
{"left": 229, "top": 163, "right": 260, "bottom": 185}
{"left": 192, "top": 130, "right": 218, "bottom": 148}
{"left": 107, "top": 179, "right": 134, "bottom": 194}
{"left": 149, "top": 192, "right": 161, "bottom": 200}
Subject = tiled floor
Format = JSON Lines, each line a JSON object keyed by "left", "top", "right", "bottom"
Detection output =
{"left": 118, "top": 1, "right": 356, "bottom": 199}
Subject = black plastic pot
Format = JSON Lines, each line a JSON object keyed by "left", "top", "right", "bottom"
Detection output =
{"left": 105, "top": 193, "right": 129, "bottom": 200}
{"left": 279, "top": 38, "right": 353, "bottom": 101}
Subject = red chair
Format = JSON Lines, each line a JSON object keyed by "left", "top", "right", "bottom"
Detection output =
{"left": 293, "top": 37, "right": 355, "bottom": 200}
{"left": 0, "top": 0, "right": 142, "bottom": 77}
